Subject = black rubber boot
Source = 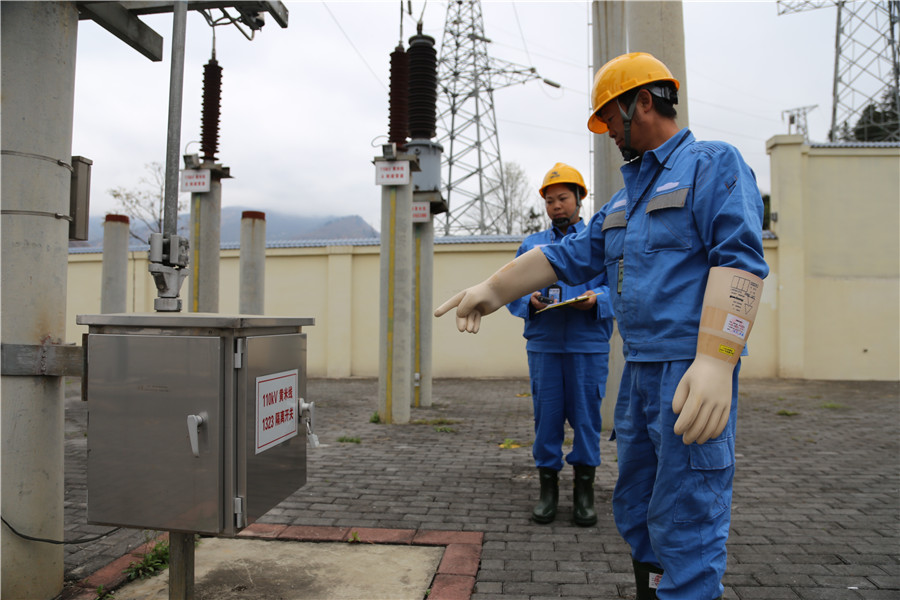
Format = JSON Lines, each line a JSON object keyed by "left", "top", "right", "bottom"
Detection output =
{"left": 531, "top": 468, "right": 558, "bottom": 524}
{"left": 632, "top": 558, "right": 664, "bottom": 600}
{"left": 572, "top": 465, "right": 598, "bottom": 527}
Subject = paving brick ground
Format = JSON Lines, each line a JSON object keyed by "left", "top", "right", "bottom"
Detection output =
{"left": 60, "top": 376, "right": 899, "bottom": 599}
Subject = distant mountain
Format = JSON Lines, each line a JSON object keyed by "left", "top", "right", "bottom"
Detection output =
{"left": 69, "top": 206, "right": 379, "bottom": 249}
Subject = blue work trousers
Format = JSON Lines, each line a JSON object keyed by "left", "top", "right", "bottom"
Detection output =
{"left": 613, "top": 360, "right": 739, "bottom": 600}
{"left": 527, "top": 351, "right": 608, "bottom": 471}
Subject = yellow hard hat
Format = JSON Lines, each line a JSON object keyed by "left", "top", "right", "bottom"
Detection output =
{"left": 539, "top": 163, "right": 587, "bottom": 199}
{"left": 587, "top": 52, "right": 680, "bottom": 134}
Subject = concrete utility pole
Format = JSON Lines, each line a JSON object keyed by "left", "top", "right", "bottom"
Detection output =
{"left": 406, "top": 25, "right": 443, "bottom": 409}
{"left": 239, "top": 211, "right": 267, "bottom": 314}
{"left": 591, "top": 0, "right": 626, "bottom": 430}
{"left": 412, "top": 216, "right": 434, "bottom": 407}
{"left": 626, "top": 1, "right": 690, "bottom": 131}
{"left": 187, "top": 53, "right": 231, "bottom": 313}
{"left": 590, "top": 0, "right": 690, "bottom": 429}
{"left": 591, "top": 0, "right": 626, "bottom": 213}
{"left": 376, "top": 145, "right": 416, "bottom": 424}
{"left": 187, "top": 166, "right": 224, "bottom": 313}
{"left": 101, "top": 214, "right": 131, "bottom": 314}
{"left": 1, "top": 3, "right": 79, "bottom": 597}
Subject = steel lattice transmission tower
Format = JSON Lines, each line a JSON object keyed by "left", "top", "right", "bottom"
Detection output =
{"left": 435, "top": 0, "right": 557, "bottom": 235}
{"left": 782, "top": 104, "right": 819, "bottom": 141}
{"left": 778, "top": 0, "right": 900, "bottom": 142}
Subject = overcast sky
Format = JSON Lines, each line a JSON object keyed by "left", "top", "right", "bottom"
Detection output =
{"left": 72, "top": 1, "right": 838, "bottom": 232}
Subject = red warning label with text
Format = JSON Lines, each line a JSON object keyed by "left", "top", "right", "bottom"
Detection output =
{"left": 255, "top": 369, "right": 299, "bottom": 454}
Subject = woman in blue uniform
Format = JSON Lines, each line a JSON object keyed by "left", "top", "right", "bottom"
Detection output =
{"left": 506, "top": 163, "right": 613, "bottom": 527}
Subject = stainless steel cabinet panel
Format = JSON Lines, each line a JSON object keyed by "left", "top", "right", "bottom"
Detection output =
{"left": 86, "top": 334, "right": 223, "bottom": 533}
{"left": 240, "top": 333, "right": 307, "bottom": 525}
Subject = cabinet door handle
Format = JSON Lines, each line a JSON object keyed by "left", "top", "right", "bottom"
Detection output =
{"left": 186, "top": 413, "right": 207, "bottom": 457}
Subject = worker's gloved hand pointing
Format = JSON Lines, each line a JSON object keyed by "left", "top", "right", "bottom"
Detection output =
{"left": 434, "top": 248, "right": 558, "bottom": 334}
{"left": 433, "top": 282, "right": 500, "bottom": 333}
{"left": 672, "top": 266, "right": 764, "bottom": 445}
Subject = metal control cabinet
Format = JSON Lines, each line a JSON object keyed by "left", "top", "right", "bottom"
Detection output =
{"left": 76, "top": 313, "right": 315, "bottom": 536}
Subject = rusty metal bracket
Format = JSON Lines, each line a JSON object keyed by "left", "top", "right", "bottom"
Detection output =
{"left": 1, "top": 342, "right": 84, "bottom": 377}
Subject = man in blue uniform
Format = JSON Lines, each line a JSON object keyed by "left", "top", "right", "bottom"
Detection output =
{"left": 435, "top": 52, "right": 768, "bottom": 600}
{"left": 506, "top": 163, "right": 613, "bottom": 527}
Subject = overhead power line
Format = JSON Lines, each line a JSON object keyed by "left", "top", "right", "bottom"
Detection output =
{"left": 322, "top": 2, "right": 387, "bottom": 92}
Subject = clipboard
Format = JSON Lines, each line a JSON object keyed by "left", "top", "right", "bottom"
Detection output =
{"left": 534, "top": 294, "right": 592, "bottom": 314}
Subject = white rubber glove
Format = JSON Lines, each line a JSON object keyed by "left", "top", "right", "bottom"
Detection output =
{"left": 673, "top": 266, "right": 764, "bottom": 445}
{"left": 434, "top": 248, "right": 558, "bottom": 333}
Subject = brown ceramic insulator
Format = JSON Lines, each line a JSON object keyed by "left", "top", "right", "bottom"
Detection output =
{"left": 201, "top": 58, "right": 223, "bottom": 162}
{"left": 389, "top": 45, "right": 409, "bottom": 150}
{"left": 407, "top": 30, "right": 437, "bottom": 140}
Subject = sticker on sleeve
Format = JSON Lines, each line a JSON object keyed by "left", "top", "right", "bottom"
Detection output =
{"left": 723, "top": 313, "right": 749, "bottom": 339}
{"left": 649, "top": 573, "right": 662, "bottom": 589}
{"left": 718, "top": 344, "right": 736, "bottom": 357}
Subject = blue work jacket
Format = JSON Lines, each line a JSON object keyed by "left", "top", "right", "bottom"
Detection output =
{"left": 506, "top": 219, "right": 614, "bottom": 354}
{"left": 541, "top": 129, "right": 769, "bottom": 362}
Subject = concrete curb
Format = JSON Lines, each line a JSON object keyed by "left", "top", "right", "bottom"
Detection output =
{"left": 59, "top": 525, "right": 482, "bottom": 600}
{"left": 60, "top": 533, "right": 169, "bottom": 600}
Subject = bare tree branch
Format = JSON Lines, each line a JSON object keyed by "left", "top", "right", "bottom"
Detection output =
{"left": 497, "top": 161, "right": 543, "bottom": 235}
{"left": 107, "top": 162, "right": 186, "bottom": 244}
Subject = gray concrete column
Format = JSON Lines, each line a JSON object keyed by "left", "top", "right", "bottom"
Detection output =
{"left": 101, "top": 214, "right": 130, "bottom": 314}
{"left": 591, "top": 0, "right": 626, "bottom": 213}
{"left": 592, "top": 0, "right": 627, "bottom": 430}
{"left": 590, "top": 1, "right": 689, "bottom": 430}
{"left": 239, "top": 211, "right": 266, "bottom": 315}
{"left": 625, "top": 1, "right": 690, "bottom": 130}
{"left": 378, "top": 183, "right": 413, "bottom": 424}
{"left": 187, "top": 167, "right": 222, "bottom": 313}
{"left": 413, "top": 219, "right": 434, "bottom": 408}
{"left": 1, "top": 2, "right": 78, "bottom": 597}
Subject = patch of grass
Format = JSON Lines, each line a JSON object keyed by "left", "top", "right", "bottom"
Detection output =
{"left": 124, "top": 539, "right": 169, "bottom": 581}
{"left": 370, "top": 411, "right": 381, "bottom": 424}
{"left": 411, "top": 417, "right": 460, "bottom": 426}
{"left": 348, "top": 531, "right": 360, "bottom": 543}
{"left": 515, "top": 392, "right": 531, "bottom": 398}
{"left": 434, "top": 426, "right": 455, "bottom": 433}
{"left": 95, "top": 585, "right": 115, "bottom": 599}
{"left": 776, "top": 409, "right": 799, "bottom": 417}
{"left": 498, "top": 438, "right": 521, "bottom": 449}
{"left": 337, "top": 436, "right": 361, "bottom": 443}
{"left": 563, "top": 437, "right": 574, "bottom": 446}
{"left": 821, "top": 402, "right": 845, "bottom": 410}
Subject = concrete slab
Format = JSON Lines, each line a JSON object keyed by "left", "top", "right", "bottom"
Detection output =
{"left": 111, "top": 537, "right": 444, "bottom": 600}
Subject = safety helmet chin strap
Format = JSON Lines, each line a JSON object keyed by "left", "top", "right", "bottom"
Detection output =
{"left": 617, "top": 93, "right": 641, "bottom": 162}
